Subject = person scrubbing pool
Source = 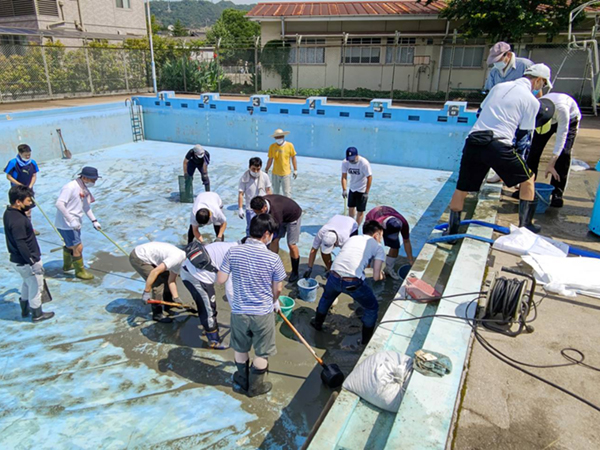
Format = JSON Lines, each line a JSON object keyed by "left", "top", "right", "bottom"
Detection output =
{"left": 189, "top": 192, "right": 227, "bottom": 243}
{"left": 303, "top": 214, "right": 358, "bottom": 279}
{"left": 341, "top": 147, "right": 372, "bottom": 226}
{"left": 365, "top": 206, "right": 414, "bottom": 280}
{"left": 183, "top": 144, "right": 211, "bottom": 192}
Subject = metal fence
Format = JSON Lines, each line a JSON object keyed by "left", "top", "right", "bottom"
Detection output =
{"left": 0, "top": 43, "right": 151, "bottom": 103}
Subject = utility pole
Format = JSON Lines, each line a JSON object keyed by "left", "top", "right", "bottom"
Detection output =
{"left": 146, "top": 0, "right": 158, "bottom": 93}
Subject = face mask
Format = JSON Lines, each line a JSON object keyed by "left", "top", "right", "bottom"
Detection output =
{"left": 276, "top": 139, "right": 285, "bottom": 146}
{"left": 20, "top": 157, "right": 31, "bottom": 162}
{"left": 21, "top": 203, "right": 33, "bottom": 212}
{"left": 249, "top": 170, "right": 260, "bottom": 178}
{"left": 266, "top": 232, "right": 273, "bottom": 246}
{"left": 493, "top": 61, "right": 506, "bottom": 70}
{"left": 349, "top": 157, "right": 358, "bottom": 164}
{"left": 84, "top": 181, "right": 95, "bottom": 188}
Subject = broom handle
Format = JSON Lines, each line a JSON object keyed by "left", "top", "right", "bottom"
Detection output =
{"left": 32, "top": 198, "right": 66, "bottom": 246}
{"left": 278, "top": 310, "right": 324, "bottom": 366}
{"left": 97, "top": 229, "right": 129, "bottom": 256}
{"left": 147, "top": 299, "right": 188, "bottom": 308}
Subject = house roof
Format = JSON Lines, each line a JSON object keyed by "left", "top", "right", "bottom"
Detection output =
{"left": 246, "top": 1, "right": 445, "bottom": 19}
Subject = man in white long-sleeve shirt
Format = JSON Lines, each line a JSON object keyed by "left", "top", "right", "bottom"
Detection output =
{"left": 525, "top": 92, "right": 582, "bottom": 208}
{"left": 55, "top": 166, "right": 102, "bottom": 280}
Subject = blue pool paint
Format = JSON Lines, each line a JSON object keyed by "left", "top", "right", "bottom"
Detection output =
{"left": 134, "top": 93, "right": 476, "bottom": 172}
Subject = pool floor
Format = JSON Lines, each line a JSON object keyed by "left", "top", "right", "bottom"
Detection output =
{"left": 0, "top": 140, "right": 454, "bottom": 449}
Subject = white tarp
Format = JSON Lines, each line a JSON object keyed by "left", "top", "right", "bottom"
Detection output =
{"left": 493, "top": 225, "right": 569, "bottom": 258}
{"left": 522, "top": 254, "right": 600, "bottom": 298}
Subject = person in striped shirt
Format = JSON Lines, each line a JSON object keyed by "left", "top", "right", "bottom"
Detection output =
{"left": 217, "top": 213, "right": 286, "bottom": 397}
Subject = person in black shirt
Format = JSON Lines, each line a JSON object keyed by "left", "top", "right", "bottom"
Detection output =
{"left": 183, "top": 144, "right": 211, "bottom": 192}
{"left": 251, "top": 195, "right": 302, "bottom": 282}
{"left": 3, "top": 185, "right": 54, "bottom": 322}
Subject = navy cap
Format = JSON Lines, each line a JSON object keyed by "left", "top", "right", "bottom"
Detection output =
{"left": 346, "top": 147, "right": 358, "bottom": 160}
{"left": 386, "top": 217, "right": 403, "bottom": 232}
{"left": 78, "top": 166, "right": 101, "bottom": 180}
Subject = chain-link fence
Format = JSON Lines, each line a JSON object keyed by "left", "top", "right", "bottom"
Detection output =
{"left": 0, "top": 43, "right": 151, "bottom": 102}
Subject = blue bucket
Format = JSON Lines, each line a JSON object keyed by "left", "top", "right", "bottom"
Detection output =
{"left": 297, "top": 278, "right": 318, "bottom": 302}
{"left": 398, "top": 264, "right": 412, "bottom": 280}
{"left": 535, "top": 183, "right": 555, "bottom": 214}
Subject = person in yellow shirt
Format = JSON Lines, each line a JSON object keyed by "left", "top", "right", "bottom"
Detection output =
{"left": 265, "top": 129, "right": 297, "bottom": 198}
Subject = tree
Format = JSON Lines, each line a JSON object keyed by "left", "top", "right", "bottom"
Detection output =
{"left": 206, "top": 9, "right": 260, "bottom": 64}
{"left": 421, "top": 0, "right": 585, "bottom": 41}
{"left": 172, "top": 19, "right": 188, "bottom": 37}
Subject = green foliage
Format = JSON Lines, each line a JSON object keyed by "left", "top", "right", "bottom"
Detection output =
{"left": 260, "top": 40, "right": 292, "bottom": 89}
{"left": 420, "top": 0, "right": 584, "bottom": 41}
{"left": 172, "top": 19, "right": 188, "bottom": 37}
{"left": 149, "top": 0, "right": 253, "bottom": 29}
{"left": 158, "top": 57, "right": 224, "bottom": 92}
{"left": 206, "top": 9, "right": 259, "bottom": 65}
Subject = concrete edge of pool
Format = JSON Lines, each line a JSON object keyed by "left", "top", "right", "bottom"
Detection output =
{"left": 307, "top": 183, "right": 501, "bottom": 450}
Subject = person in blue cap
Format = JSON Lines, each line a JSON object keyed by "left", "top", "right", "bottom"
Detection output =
{"left": 4, "top": 144, "right": 40, "bottom": 234}
{"left": 341, "top": 147, "right": 372, "bottom": 226}
{"left": 54, "top": 166, "right": 102, "bottom": 280}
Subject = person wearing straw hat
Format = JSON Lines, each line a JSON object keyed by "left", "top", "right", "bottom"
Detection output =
{"left": 54, "top": 166, "right": 102, "bottom": 280}
{"left": 446, "top": 64, "right": 554, "bottom": 237}
{"left": 484, "top": 42, "right": 533, "bottom": 92}
{"left": 183, "top": 144, "right": 211, "bottom": 192}
{"left": 4, "top": 185, "right": 55, "bottom": 322}
{"left": 265, "top": 128, "right": 297, "bottom": 198}
{"left": 303, "top": 214, "right": 358, "bottom": 279}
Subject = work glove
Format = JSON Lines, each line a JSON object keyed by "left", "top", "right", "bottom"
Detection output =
{"left": 31, "top": 261, "right": 44, "bottom": 276}
{"left": 172, "top": 297, "right": 180, "bottom": 304}
{"left": 238, "top": 208, "right": 245, "bottom": 220}
{"left": 293, "top": 170, "right": 298, "bottom": 180}
{"left": 363, "top": 193, "right": 369, "bottom": 202}
{"left": 265, "top": 169, "right": 269, "bottom": 175}
{"left": 215, "top": 236, "right": 224, "bottom": 242}
{"left": 303, "top": 268, "right": 313, "bottom": 279}
{"left": 92, "top": 220, "right": 102, "bottom": 231}
{"left": 342, "top": 190, "right": 348, "bottom": 199}
{"left": 142, "top": 291, "right": 152, "bottom": 302}
{"left": 273, "top": 299, "right": 281, "bottom": 313}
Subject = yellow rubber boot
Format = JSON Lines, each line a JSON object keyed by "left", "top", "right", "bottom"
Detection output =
{"left": 73, "top": 257, "right": 94, "bottom": 280}
{"left": 63, "top": 247, "right": 73, "bottom": 272}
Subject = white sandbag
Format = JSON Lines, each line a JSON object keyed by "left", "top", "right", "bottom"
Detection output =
{"left": 493, "top": 225, "right": 568, "bottom": 258}
{"left": 342, "top": 351, "right": 412, "bottom": 413}
{"left": 522, "top": 254, "right": 600, "bottom": 298}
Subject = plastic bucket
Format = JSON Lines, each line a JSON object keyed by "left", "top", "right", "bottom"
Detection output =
{"left": 178, "top": 175, "right": 194, "bottom": 203}
{"left": 534, "top": 182, "right": 554, "bottom": 214}
{"left": 297, "top": 278, "right": 318, "bottom": 302}
{"left": 277, "top": 296, "right": 295, "bottom": 322}
{"left": 398, "top": 264, "right": 412, "bottom": 280}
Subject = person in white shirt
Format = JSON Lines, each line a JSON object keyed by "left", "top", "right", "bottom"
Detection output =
{"left": 311, "top": 220, "right": 385, "bottom": 345}
{"left": 181, "top": 240, "right": 238, "bottom": 349}
{"left": 129, "top": 241, "right": 186, "bottom": 323}
{"left": 238, "top": 157, "right": 272, "bottom": 236}
{"left": 54, "top": 166, "right": 102, "bottom": 280}
{"left": 341, "top": 147, "right": 372, "bottom": 226}
{"left": 523, "top": 93, "right": 581, "bottom": 208}
{"left": 303, "top": 214, "right": 358, "bottom": 279}
{"left": 447, "top": 64, "right": 554, "bottom": 237}
{"left": 188, "top": 192, "right": 227, "bottom": 243}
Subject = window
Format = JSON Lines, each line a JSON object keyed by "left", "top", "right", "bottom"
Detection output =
{"left": 37, "top": 0, "right": 59, "bottom": 16}
{"left": 116, "top": 0, "right": 131, "bottom": 8}
{"left": 342, "top": 38, "right": 381, "bottom": 64}
{"left": 288, "top": 39, "right": 325, "bottom": 64}
{"left": 0, "top": 0, "right": 36, "bottom": 18}
{"left": 0, "top": 35, "right": 26, "bottom": 56}
{"left": 385, "top": 37, "right": 416, "bottom": 65}
{"left": 441, "top": 46, "right": 485, "bottom": 68}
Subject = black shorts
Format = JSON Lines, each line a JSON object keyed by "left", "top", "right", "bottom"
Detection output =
{"left": 383, "top": 231, "right": 401, "bottom": 249}
{"left": 348, "top": 190, "right": 368, "bottom": 212}
{"left": 457, "top": 137, "right": 533, "bottom": 192}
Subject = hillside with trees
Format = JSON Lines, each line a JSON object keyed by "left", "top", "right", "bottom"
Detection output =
{"left": 149, "top": 0, "right": 254, "bottom": 29}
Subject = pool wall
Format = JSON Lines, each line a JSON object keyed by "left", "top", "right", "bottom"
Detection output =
{"left": 134, "top": 93, "right": 477, "bottom": 172}
{"left": 0, "top": 103, "right": 133, "bottom": 163}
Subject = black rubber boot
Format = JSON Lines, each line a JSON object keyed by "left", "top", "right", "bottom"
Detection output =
{"left": 361, "top": 325, "right": 375, "bottom": 345}
{"left": 519, "top": 199, "right": 541, "bottom": 234}
{"left": 550, "top": 195, "right": 564, "bottom": 208}
{"left": 31, "top": 306, "right": 55, "bottom": 323}
{"left": 19, "top": 298, "right": 29, "bottom": 318}
{"left": 444, "top": 210, "right": 461, "bottom": 244}
{"left": 204, "top": 183, "right": 210, "bottom": 192}
{"left": 247, "top": 365, "right": 272, "bottom": 398}
{"left": 310, "top": 311, "right": 327, "bottom": 331}
{"left": 289, "top": 258, "right": 300, "bottom": 282}
{"left": 151, "top": 304, "right": 173, "bottom": 323}
{"left": 233, "top": 360, "right": 250, "bottom": 393}
{"left": 206, "top": 329, "right": 229, "bottom": 350}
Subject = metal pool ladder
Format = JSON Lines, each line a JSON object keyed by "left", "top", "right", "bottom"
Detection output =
{"left": 126, "top": 98, "right": 144, "bottom": 142}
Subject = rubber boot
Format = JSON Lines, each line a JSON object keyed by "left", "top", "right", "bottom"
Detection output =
{"left": 31, "top": 306, "right": 55, "bottom": 323}
{"left": 206, "top": 329, "right": 229, "bottom": 350}
{"left": 204, "top": 182, "right": 210, "bottom": 192}
{"left": 19, "top": 298, "right": 29, "bottom": 318}
{"left": 444, "top": 210, "right": 461, "bottom": 244}
{"left": 72, "top": 256, "right": 94, "bottom": 280}
{"left": 233, "top": 360, "right": 250, "bottom": 393}
{"left": 519, "top": 199, "right": 541, "bottom": 234}
{"left": 361, "top": 325, "right": 375, "bottom": 345}
{"left": 550, "top": 195, "right": 564, "bottom": 208}
{"left": 289, "top": 257, "right": 300, "bottom": 283}
{"left": 151, "top": 304, "right": 173, "bottom": 323}
{"left": 310, "top": 311, "right": 327, "bottom": 331}
{"left": 247, "top": 365, "right": 272, "bottom": 398}
{"left": 62, "top": 247, "right": 73, "bottom": 272}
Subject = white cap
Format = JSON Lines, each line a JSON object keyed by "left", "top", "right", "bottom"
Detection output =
{"left": 320, "top": 231, "right": 337, "bottom": 254}
{"left": 524, "top": 63, "right": 553, "bottom": 89}
{"left": 193, "top": 144, "right": 205, "bottom": 157}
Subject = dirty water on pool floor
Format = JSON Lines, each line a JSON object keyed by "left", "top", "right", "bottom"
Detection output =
{"left": 0, "top": 141, "right": 453, "bottom": 448}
